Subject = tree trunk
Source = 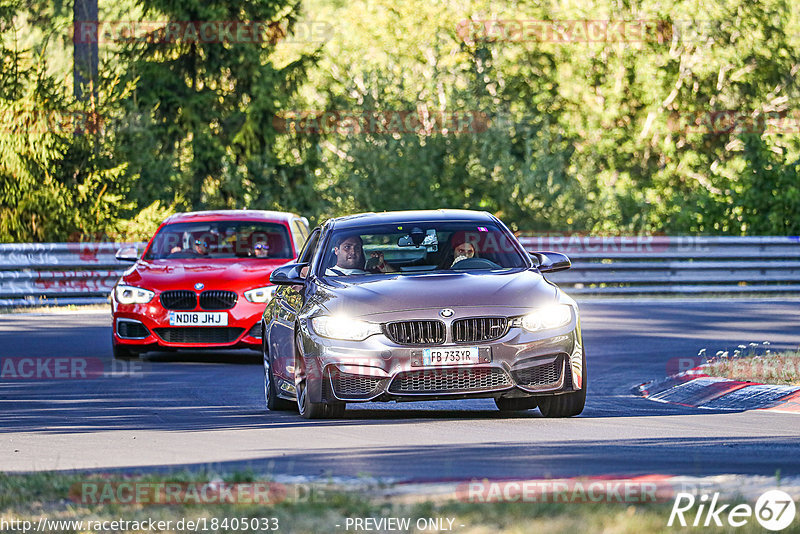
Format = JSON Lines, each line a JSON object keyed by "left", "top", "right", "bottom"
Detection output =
{"left": 73, "top": 0, "right": 98, "bottom": 101}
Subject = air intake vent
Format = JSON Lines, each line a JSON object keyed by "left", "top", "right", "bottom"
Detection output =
{"left": 160, "top": 290, "right": 197, "bottom": 310}
{"left": 154, "top": 327, "right": 244, "bottom": 344}
{"left": 199, "top": 290, "right": 237, "bottom": 310}
{"left": 384, "top": 321, "right": 445, "bottom": 345}
{"left": 512, "top": 356, "right": 565, "bottom": 389}
{"left": 247, "top": 323, "right": 262, "bottom": 339}
{"left": 329, "top": 370, "right": 384, "bottom": 400}
{"left": 117, "top": 320, "right": 149, "bottom": 339}
{"left": 388, "top": 367, "right": 512, "bottom": 394}
{"left": 452, "top": 317, "right": 508, "bottom": 343}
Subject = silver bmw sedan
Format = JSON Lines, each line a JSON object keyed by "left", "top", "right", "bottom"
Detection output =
{"left": 262, "top": 209, "right": 585, "bottom": 419}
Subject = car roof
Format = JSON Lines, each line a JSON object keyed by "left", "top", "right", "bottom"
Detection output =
{"left": 327, "top": 209, "right": 496, "bottom": 230}
{"left": 162, "top": 210, "right": 300, "bottom": 224}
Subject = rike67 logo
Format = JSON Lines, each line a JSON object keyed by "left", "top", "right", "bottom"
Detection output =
{"left": 669, "top": 490, "right": 796, "bottom": 531}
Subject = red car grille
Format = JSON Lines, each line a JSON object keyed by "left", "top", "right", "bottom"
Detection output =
{"left": 452, "top": 317, "right": 508, "bottom": 343}
{"left": 199, "top": 290, "right": 237, "bottom": 310}
{"left": 154, "top": 327, "right": 244, "bottom": 344}
{"left": 160, "top": 290, "right": 196, "bottom": 310}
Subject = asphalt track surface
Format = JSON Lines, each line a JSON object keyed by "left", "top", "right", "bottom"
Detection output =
{"left": 1, "top": 299, "right": 799, "bottom": 481}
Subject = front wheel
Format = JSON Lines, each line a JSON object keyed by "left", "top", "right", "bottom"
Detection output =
{"left": 538, "top": 353, "right": 587, "bottom": 418}
{"left": 295, "top": 332, "right": 328, "bottom": 419}
{"left": 264, "top": 333, "right": 294, "bottom": 412}
{"left": 112, "top": 338, "right": 138, "bottom": 360}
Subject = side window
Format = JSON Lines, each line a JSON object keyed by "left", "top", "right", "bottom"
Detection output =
{"left": 290, "top": 218, "right": 310, "bottom": 256}
{"left": 298, "top": 228, "right": 320, "bottom": 264}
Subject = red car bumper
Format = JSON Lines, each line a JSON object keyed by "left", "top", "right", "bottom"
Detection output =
{"left": 112, "top": 297, "right": 266, "bottom": 351}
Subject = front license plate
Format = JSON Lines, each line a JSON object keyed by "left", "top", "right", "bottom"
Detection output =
{"left": 422, "top": 347, "right": 479, "bottom": 366}
{"left": 168, "top": 311, "right": 228, "bottom": 326}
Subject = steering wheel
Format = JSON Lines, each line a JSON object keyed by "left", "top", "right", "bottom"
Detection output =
{"left": 450, "top": 257, "right": 501, "bottom": 270}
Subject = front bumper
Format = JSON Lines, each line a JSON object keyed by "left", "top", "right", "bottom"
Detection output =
{"left": 111, "top": 298, "right": 267, "bottom": 350}
{"left": 296, "top": 309, "right": 584, "bottom": 404}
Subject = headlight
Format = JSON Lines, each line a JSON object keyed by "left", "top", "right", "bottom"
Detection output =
{"left": 310, "top": 315, "right": 381, "bottom": 341}
{"left": 513, "top": 304, "right": 573, "bottom": 332}
{"left": 114, "top": 285, "right": 155, "bottom": 304}
{"left": 244, "top": 286, "right": 277, "bottom": 303}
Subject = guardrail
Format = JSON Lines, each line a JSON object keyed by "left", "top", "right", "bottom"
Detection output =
{"left": 518, "top": 235, "right": 800, "bottom": 294}
{"left": 0, "top": 242, "right": 141, "bottom": 307}
{"left": 0, "top": 236, "right": 798, "bottom": 306}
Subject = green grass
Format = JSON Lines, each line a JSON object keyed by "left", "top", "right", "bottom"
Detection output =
{"left": 703, "top": 350, "right": 800, "bottom": 386}
{"left": 1, "top": 472, "right": 798, "bottom": 533}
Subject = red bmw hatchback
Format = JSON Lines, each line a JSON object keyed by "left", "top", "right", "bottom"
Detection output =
{"left": 111, "top": 210, "right": 309, "bottom": 359}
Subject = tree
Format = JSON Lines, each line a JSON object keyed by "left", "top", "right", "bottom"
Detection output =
{"left": 118, "top": 0, "right": 322, "bottom": 217}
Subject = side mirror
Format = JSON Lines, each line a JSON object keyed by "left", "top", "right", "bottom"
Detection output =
{"left": 530, "top": 251, "right": 571, "bottom": 273}
{"left": 115, "top": 246, "right": 139, "bottom": 262}
{"left": 270, "top": 262, "right": 309, "bottom": 285}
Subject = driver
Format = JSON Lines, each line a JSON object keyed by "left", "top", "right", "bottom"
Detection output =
{"left": 193, "top": 239, "right": 210, "bottom": 256}
{"left": 326, "top": 234, "right": 367, "bottom": 276}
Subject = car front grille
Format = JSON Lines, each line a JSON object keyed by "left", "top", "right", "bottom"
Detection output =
{"left": 153, "top": 327, "right": 244, "bottom": 344}
{"left": 329, "top": 370, "right": 384, "bottom": 400}
{"left": 160, "top": 290, "right": 197, "bottom": 310}
{"left": 512, "top": 356, "right": 565, "bottom": 388}
{"left": 388, "top": 367, "right": 512, "bottom": 394}
{"left": 199, "top": 290, "right": 237, "bottom": 310}
{"left": 452, "top": 317, "right": 508, "bottom": 343}
{"left": 384, "top": 320, "right": 445, "bottom": 345}
{"left": 117, "top": 320, "right": 149, "bottom": 339}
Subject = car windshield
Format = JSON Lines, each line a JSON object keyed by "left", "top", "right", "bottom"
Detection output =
{"left": 321, "top": 222, "right": 528, "bottom": 276}
{"left": 144, "top": 221, "right": 293, "bottom": 260}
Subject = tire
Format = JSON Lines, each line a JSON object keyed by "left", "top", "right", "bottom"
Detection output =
{"left": 538, "top": 353, "right": 587, "bottom": 418}
{"left": 495, "top": 396, "right": 538, "bottom": 412}
{"left": 112, "top": 339, "right": 138, "bottom": 360}
{"left": 263, "top": 329, "right": 294, "bottom": 412}
{"left": 295, "top": 331, "right": 327, "bottom": 420}
{"left": 325, "top": 402, "right": 346, "bottom": 418}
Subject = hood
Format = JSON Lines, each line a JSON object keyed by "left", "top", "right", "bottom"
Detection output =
{"left": 314, "top": 269, "right": 558, "bottom": 319}
{"left": 122, "top": 258, "right": 290, "bottom": 292}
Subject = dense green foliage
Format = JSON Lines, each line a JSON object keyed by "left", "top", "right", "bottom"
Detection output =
{"left": 1, "top": 0, "right": 798, "bottom": 241}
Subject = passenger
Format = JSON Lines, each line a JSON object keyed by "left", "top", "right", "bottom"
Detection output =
{"left": 438, "top": 235, "right": 478, "bottom": 269}
{"left": 253, "top": 240, "right": 270, "bottom": 258}
{"left": 451, "top": 240, "right": 476, "bottom": 267}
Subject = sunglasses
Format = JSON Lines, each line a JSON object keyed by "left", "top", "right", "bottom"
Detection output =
{"left": 254, "top": 243, "right": 269, "bottom": 250}
{"left": 194, "top": 240, "right": 208, "bottom": 247}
